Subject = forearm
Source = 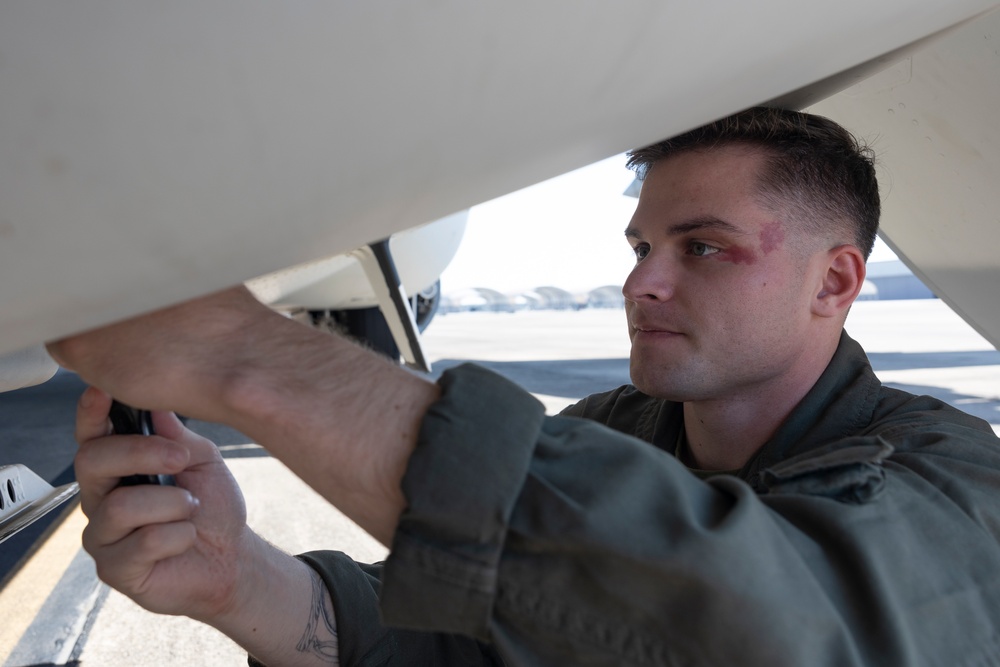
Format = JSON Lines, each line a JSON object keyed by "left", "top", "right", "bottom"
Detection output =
{"left": 214, "top": 313, "right": 439, "bottom": 545}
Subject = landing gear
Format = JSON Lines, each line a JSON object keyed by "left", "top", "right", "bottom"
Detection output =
{"left": 308, "top": 278, "right": 442, "bottom": 363}
{"left": 412, "top": 279, "right": 441, "bottom": 332}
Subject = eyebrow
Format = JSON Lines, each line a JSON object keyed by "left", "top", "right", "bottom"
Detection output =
{"left": 624, "top": 215, "right": 747, "bottom": 240}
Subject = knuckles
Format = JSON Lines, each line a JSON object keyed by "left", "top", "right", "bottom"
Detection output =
{"left": 99, "top": 487, "right": 141, "bottom": 527}
{"left": 131, "top": 522, "right": 174, "bottom": 556}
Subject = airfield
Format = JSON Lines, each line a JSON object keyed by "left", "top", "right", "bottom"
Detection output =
{"left": 1, "top": 298, "right": 998, "bottom": 666}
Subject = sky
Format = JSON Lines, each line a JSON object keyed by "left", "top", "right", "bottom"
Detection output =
{"left": 439, "top": 154, "right": 899, "bottom": 296}
{"left": 438, "top": 154, "right": 640, "bottom": 296}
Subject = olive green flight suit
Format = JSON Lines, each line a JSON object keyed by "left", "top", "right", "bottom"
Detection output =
{"left": 257, "top": 332, "right": 1000, "bottom": 666}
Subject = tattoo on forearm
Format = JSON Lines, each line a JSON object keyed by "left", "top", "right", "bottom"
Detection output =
{"left": 296, "top": 570, "right": 339, "bottom": 663}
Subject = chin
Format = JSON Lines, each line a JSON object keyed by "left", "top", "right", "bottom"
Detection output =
{"left": 630, "top": 372, "right": 682, "bottom": 401}
{"left": 629, "top": 359, "right": 710, "bottom": 402}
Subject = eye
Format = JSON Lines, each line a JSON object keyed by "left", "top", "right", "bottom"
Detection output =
{"left": 688, "top": 242, "right": 720, "bottom": 257}
{"left": 632, "top": 243, "right": 650, "bottom": 261}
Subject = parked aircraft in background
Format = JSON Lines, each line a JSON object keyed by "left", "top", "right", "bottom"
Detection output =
{"left": 2, "top": 1, "right": 1000, "bottom": 539}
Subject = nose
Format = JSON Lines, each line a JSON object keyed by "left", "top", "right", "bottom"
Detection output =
{"left": 622, "top": 251, "right": 676, "bottom": 303}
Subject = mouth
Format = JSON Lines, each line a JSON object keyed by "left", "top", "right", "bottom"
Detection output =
{"left": 629, "top": 314, "right": 680, "bottom": 333}
{"left": 627, "top": 305, "right": 684, "bottom": 338}
{"left": 630, "top": 322, "right": 683, "bottom": 337}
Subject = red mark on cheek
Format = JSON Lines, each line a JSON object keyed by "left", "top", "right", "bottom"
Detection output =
{"left": 760, "top": 222, "right": 784, "bottom": 254}
{"left": 717, "top": 245, "right": 756, "bottom": 264}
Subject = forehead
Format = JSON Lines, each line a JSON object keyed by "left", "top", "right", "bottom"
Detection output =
{"left": 627, "top": 145, "right": 789, "bottom": 242}
{"left": 638, "top": 144, "right": 770, "bottom": 209}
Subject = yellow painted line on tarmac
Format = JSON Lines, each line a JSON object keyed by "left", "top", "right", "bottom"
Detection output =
{"left": 0, "top": 501, "right": 87, "bottom": 664}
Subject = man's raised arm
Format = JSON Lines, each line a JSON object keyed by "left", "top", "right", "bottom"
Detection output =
{"left": 49, "top": 285, "right": 438, "bottom": 545}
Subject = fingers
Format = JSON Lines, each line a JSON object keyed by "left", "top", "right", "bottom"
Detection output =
{"left": 81, "top": 484, "right": 200, "bottom": 600}
{"left": 82, "top": 484, "right": 199, "bottom": 553}
{"left": 89, "top": 520, "right": 198, "bottom": 598}
{"left": 74, "top": 434, "right": 190, "bottom": 517}
{"left": 74, "top": 388, "right": 196, "bottom": 506}
{"left": 73, "top": 386, "right": 234, "bottom": 523}
{"left": 74, "top": 385, "right": 113, "bottom": 443}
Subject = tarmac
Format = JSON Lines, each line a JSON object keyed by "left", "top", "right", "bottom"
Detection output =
{"left": 1, "top": 299, "right": 998, "bottom": 666}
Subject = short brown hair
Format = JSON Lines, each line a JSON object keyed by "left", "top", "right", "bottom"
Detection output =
{"left": 626, "top": 107, "right": 880, "bottom": 258}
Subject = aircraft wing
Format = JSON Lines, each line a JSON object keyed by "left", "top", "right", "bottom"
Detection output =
{"left": 1, "top": 0, "right": 998, "bottom": 383}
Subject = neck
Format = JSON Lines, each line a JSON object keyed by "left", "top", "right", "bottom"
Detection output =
{"left": 680, "top": 398, "right": 790, "bottom": 471}
{"left": 679, "top": 339, "right": 839, "bottom": 472}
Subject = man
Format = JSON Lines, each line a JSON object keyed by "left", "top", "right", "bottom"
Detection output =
{"left": 51, "top": 107, "right": 1000, "bottom": 665}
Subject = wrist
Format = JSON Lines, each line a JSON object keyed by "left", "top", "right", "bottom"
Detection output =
{"left": 203, "top": 531, "right": 319, "bottom": 661}
{"left": 189, "top": 527, "right": 270, "bottom": 627}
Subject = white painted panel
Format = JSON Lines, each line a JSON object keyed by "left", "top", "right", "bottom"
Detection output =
{"left": 0, "top": 1, "right": 996, "bottom": 357}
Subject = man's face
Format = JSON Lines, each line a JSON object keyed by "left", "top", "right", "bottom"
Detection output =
{"left": 623, "top": 145, "right": 826, "bottom": 402}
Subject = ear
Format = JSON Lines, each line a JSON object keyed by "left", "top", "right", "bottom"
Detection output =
{"left": 812, "top": 244, "right": 866, "bottom": 318}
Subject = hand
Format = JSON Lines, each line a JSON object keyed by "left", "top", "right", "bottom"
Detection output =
{"left": 74, "top": 386, "right": 253, "bottom": 620}
{"left": 75, "top": 386, "right": 343, "bottom": 665}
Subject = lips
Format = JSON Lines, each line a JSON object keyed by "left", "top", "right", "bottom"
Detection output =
{"left": 629, "top": 318, "right": 683, "bottom": 336}
{"left": 627, "top": 303, "right": 685, "bottom": 337}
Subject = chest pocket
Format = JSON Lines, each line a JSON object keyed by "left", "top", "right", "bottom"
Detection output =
{"left": 759, "top": 437, "right": 894, "bottom": 504}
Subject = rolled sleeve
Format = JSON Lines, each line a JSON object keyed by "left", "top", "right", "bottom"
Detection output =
{"left": 381, "top": 363, "right": 546, "bottom": 640}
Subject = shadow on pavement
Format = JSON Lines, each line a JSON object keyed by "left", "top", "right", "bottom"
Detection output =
{"left": 868, "top": 349, "right": 1000, "bottom": 371}
{"left": 883, "top": 382, "right": 1000, "bottom": 426}
{"left": 430, "top": 357, "right": 632, "bottom": 400}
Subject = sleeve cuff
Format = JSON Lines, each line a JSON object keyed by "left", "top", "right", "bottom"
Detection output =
{"left": 381, "top": 363, "right": 546, "bottom": 640}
